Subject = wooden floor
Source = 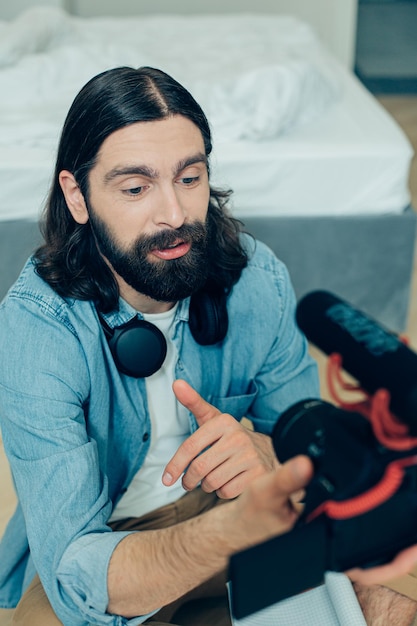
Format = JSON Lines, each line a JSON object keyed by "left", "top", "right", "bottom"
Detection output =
{"left": 1, "top": 97, "right": 417, "bottom": 542}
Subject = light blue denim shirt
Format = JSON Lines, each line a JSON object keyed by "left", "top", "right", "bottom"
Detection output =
{"left": 0, "top": 235, "right": 319, "bottom": 625}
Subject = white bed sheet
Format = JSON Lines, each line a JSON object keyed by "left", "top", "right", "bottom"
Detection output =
{"left": 0, "top": 8, "right": 412, "bottom": 222}
{"left": 211, "top": 67, "right": 413, "bottom": 218}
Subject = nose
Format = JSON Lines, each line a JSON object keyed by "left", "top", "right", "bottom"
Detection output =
{"left": 154, "top": 183, "right": 186, "bottom": 229}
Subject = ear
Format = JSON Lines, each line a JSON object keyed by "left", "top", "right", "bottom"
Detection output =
{"left": 59, "top": 170, "right": 89, "bottom": 225}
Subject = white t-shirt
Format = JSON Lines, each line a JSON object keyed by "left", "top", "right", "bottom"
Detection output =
{"left": 110, "top": 304, "right": 190, "bottom": 521}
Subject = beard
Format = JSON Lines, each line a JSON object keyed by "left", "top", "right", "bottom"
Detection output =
{"left": 86, "top": 203, "right": 211, "bottom": 302}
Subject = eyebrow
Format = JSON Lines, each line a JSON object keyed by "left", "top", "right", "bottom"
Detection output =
{"left": 103, "top": 164, "right": 158, "bottom": 184}
{"left": 103, "top": 152, "right": 208, "bottom": 185}
{"left": 173, "top": 153, "right": 208, "bottom": 177}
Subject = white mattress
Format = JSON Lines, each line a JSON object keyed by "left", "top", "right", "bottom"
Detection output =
{"left": 212, "top": 67, "right": 413, "bottom": 218}
{"left": 0, "top": 8, "right": 413, "bottom": 222}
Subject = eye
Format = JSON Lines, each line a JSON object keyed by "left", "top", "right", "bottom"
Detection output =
{"left": 123, "top": 186, "right": 145, "bottom": 196}
{"left": 180, "top": 176, "right": 200, "bottom": 186}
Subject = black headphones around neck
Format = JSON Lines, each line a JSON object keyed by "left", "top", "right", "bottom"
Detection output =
{"left": 99, "top": 289, "right": 228, "bottom": 378}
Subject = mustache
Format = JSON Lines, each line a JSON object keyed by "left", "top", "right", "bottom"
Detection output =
{"left": 134, "top": 221, "right": 208, "bottom": 254}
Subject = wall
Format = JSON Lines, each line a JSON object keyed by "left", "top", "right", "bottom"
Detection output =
{"left": 0, "top": 0, "right": 67, "bottom": 21}
{"left": 1, "top": 0, "right": 358, "bottom": 69}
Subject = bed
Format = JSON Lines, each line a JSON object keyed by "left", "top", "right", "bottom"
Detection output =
{"left": 0, "top": 7, "right": 415, "bottom": 332}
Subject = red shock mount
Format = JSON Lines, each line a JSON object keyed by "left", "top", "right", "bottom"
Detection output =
{"left": 306, "top": 351, "right": 417, "bottom": 523}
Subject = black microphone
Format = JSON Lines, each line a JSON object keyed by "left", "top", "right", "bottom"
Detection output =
{"left": 296, "top": 290, "right": 417, "bottom": 435}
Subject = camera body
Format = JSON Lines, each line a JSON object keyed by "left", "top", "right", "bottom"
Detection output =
{"left": 273, "top": 398, "right": 417, "bottom": 571}
{"left": 229, "top": 398, "right": 417, "bottom": 619}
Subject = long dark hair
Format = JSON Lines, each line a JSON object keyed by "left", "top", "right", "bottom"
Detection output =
{"left": 34, "top": 66, "right": 248, "bottom": 312}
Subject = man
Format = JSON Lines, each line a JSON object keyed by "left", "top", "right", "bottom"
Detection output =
{"left": 0, "top": 66, "right": 416, "bottom": 626}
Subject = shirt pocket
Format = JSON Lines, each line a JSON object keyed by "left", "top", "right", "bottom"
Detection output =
{"left": 210, "top": 385, "right": 257, "bottom": 420}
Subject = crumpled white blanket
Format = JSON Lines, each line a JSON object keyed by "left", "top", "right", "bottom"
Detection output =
{"left": 0, "top": 7, "right": 341, "bottom": 147}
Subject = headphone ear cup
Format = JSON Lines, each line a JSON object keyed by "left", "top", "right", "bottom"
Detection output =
{"left": 189, "top": 290, "right": 228, "bottom": 346}
{"left": 107, "top": 318, "right": 167, "bottom": 378}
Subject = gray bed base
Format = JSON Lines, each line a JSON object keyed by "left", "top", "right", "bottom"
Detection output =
{"left": 1, "top": 207, "right": 416, "bottom": 333}
{"left": 243, "top": 207, "right": 416, "bottom": 333}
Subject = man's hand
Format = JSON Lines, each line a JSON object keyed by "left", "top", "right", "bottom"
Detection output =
{"left": 347, "top": 545, "right": 417, "bottom": 587}
{"left": 162, "top": 379, "right": 279, "bottom": 498}
{"left": 347, "top": 544, "right": 417, "bottom": 624}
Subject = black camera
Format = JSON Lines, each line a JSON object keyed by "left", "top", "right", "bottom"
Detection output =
{"left": 229, "top": 291, "right": 417, "bottom": 620}
{"left": 273, "top": 397, "right": 417, "bottom": 571}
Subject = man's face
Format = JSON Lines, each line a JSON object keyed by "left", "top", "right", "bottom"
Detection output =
{"left": 80, "top": 115, "right": 212, "bottom": 308}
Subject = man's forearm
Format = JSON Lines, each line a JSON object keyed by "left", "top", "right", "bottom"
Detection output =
{"left": 353, "top": 583, "right": 417, "bottom": 626}
{"left": 107, "top": 503, "right": 235, "bottom": 617}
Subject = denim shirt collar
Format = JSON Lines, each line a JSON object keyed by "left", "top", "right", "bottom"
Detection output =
{"left": 99, "top": 295, "right": 191, "bottom": 330}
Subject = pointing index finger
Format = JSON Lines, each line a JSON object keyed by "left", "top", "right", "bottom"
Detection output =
{"left": 162, "top": 381, "right": 222, "bottom": 487}
{"left": 172, "top": 379, "right": 221, "bottom": 426}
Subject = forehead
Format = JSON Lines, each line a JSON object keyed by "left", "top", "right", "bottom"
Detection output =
{"left": 95, "top": 115, "right": 206, "bottom": 170}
